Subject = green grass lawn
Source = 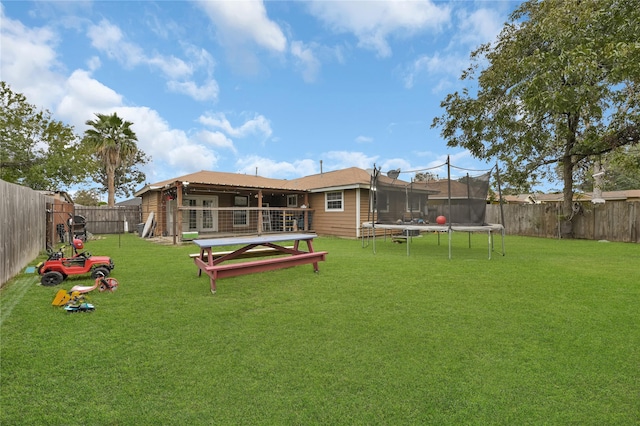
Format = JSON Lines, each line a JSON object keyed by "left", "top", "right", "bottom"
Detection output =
{"left": 1, "top": 233, "right": 639, "bottom": 425}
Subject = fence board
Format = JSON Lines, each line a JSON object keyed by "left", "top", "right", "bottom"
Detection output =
{"left": 487, "top": 201, "right": 639, "bottom": 242}
{"left": 1, "top": 180, "right": 48, "bottom": 287}
{"left": 75, "top": 206, "right": 142, "bottom": 235}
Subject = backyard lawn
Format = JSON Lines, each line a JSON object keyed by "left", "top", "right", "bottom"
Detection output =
{"left": 1, "top": 233, "right": 639, "bottom": 425}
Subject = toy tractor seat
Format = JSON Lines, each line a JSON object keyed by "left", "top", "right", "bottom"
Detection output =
{"left": 62, "top": 257, "right": 87, "bottom": 267}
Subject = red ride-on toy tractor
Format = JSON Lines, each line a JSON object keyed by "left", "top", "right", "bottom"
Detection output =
{"left": 37, "top": 238, "right": 114, "bottom": 286}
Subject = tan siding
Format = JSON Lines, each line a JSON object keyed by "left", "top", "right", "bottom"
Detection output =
{"left": 308, "top": 190, "right": 360, "bottom": 238}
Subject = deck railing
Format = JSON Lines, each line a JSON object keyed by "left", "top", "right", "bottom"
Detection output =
{"left": 174, "top": 207, "right": 314, "bottom": 241}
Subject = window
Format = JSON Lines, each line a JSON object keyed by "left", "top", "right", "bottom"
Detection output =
{"left": 234, "top": 195, "right": 248, "bottom": 226}
{"left": 326, "top": 191, "right": 343, "bottom": 211}
{"left": 287, "top": 194, "right": 298, "bottom": 207}
{"left": 234, "top": 195, "right": 248, "bottom": 206}
{"left": 203, "top": 200, "right": 213, "bottom": 228}
{"left": 233, "top": 210, "right": 248, "bottom": 226}
{"left": 407, "top": 194, "right": 421, "bottom": 213}
{"left": 188, "top": 199, "right": 197, "bottom": 230}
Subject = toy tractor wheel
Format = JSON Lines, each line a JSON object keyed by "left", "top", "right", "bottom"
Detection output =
{"left": 41, "top": 271, "right": 64, "bottom": 287}
{"left": 91, "top": 267, "right": 111, "bottom": 279}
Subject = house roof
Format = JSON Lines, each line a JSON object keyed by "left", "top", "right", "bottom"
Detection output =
{"left": 598, "top": 189, "right": 640, "bottom": 201}
{"left": 268, "top": 167, "right": 439, "bottom": 193}
{"left": 116, "top": 197, "right": 142, "bottom": 206}
{"left": 287, "top": 167, "right": 377, "bottom": 191}
{"left": 38, "top": 190, "right": 74, "bottom": 204}
{"left": 135, "top": 170, "right": 299, "bottom": 196}
{"left": 135, "top": 167, "right": 415, "bottom": 195}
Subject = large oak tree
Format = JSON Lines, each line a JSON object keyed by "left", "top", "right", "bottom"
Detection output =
{"left": 432, "top": 0, "right": 639, "bottom": 236}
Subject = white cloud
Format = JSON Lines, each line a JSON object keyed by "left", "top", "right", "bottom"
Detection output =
{"left": 355, "top": 135, "right": 373, "bottom": 144}
{"left": 147, "top": 54, "right": 193, "bottom": 80}
{"left": 86, "top": 55, "right": 101, "bottom": 72}
{"left": 378, "top": 158, "right": 414, "bottom": 174}
{"left": 307, "top": 0, "right": 451, "bottom": 58}
{"left": 198, "top": 112, "right": 272, "bottom": 139}
{"left": 234, "top": 155, "right": 299, "bottom": 178}
{"left": 164, "top": 143, "right": 218, "bottom": 177}
{"left": 167, "top": 79, "right": 219, "bottom": 102}
{"left": 86, "top": 20, "right": 136, "bottom": 65}
{"left": 113, "top": 106, "right": 219, "bottom": 177}
{"left": 183, "top": 44, "right": 216, "bottom": 75}
{"left": 196, "top": 130, "right": 236, "bottom": 153}
{"left": 397, "top": 4, "right": 507, "bottom": 91}
{"left": 290, "top": 40, "right": 321, "bottom": 83}
{"left": 401, "top": 52, "right": 469, "bottom": 90}
{"left": 86, "top": 19, "right": 218, "bottom": 102}
{"left": 455, "top": 7, "right": 504, "bottom": 48}
{"left": 323, "top": 151, "right": 379, "bottom": 170}
{"left": 0, "top": 9, "right": 65, "bottom": 109}
{"left": 56, "top": 70, "right": 123, "bottom": 127}
{"left": 196, "top": 0, "right": 287, "bottom": 53}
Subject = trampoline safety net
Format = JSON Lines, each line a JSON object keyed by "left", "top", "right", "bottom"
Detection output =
{"left": 370, "top": 162, "right": 494, "bottom": 226}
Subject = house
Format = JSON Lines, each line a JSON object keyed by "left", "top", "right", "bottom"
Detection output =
{"left": 134, "top": 167, "right": 428, "bottom": 239}
{"left": 286, "top": 167, "right": 437, "bottom": 237}
{"left": 135, "top": 171, "right": 308, "bottom": 239}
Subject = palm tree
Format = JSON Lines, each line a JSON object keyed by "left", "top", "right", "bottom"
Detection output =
{"left": 83, "top": 113, "right": 138, "bottom": 206}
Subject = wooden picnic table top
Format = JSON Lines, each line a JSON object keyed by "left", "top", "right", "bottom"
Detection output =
{"left": 193, "top": 233, "right": 318, "bottom": 248}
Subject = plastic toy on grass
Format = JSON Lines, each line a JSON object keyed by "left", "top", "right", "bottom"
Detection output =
{"left": 51, "top": 290, "right": 95, "bottom": 313}
{"left": 70, "top": 273, "right": 118, "bottom": 294}
{"left": 64, "top": 301, "right": 95, "bottom": 313}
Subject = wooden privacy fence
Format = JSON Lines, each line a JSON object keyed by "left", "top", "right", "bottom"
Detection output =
{"left": 75, "top": 206, "right": 141, "bottom": 235}
{"left": 0, "top": 180, "right": 48, "bottom": 287}
{"left": 487, "top": 201, "right": 640, "bottom": 242}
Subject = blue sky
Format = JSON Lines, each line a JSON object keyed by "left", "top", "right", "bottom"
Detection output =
{"left": 1, "top": 1, "right": 525, "bottom": 197}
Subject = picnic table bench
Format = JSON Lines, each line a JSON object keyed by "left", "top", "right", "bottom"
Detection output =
{"left": 192, "top": 233, "right": 327, "bottom": 294}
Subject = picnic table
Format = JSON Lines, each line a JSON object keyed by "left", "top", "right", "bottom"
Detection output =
{"left": 192, "top": 233, "right": 327, "bottom": 293}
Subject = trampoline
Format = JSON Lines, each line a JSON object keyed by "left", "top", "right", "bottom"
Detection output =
{"left": 362, "top": 156, "right": 506, "bottom": 259}
{"left": 361, "top": 222, "right": 504, "bottom": 259}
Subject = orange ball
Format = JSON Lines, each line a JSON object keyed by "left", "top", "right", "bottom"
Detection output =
{"left": 436, "top": 215, "right": 446, "bottom": 225}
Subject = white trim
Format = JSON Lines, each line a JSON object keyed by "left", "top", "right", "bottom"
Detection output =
{"left": 356, "top": 188, "right": 361, "bottom": 238}
{"left": 325, "top": 190, "right": 344, "bottom": 212}
{"left": 310, "top": 183, "right": 368, "bottom": 192}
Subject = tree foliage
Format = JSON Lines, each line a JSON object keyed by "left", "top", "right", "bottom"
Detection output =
{"left": 432, "top": 0, "right": 639, "bottom": 233}
{"left": 93, "top": 148, "right": 150, "bottom": 200}
{"left": 73, "top": 189, "right": 104, "bottom": 206}
{"left": 601, "top": 146, "right": 640, "bottom": 190}
{"left": 414, "top": 171, "right": 438, "bottom": 182}
{"left": 82, "top": 113, "right": 148, "bottom": 206}
{"left": 0, "top": 81, "right": 93, "bottom": 190}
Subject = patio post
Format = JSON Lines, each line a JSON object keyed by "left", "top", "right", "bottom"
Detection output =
{"left": 257, "top": 190, "right": 263, "bottom": 235}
